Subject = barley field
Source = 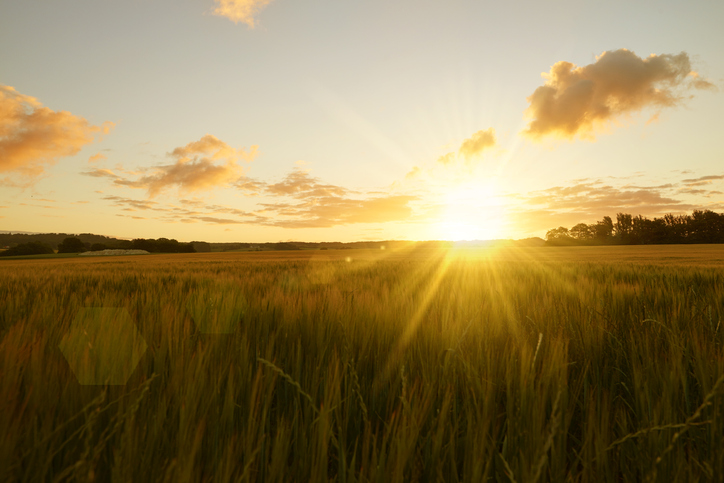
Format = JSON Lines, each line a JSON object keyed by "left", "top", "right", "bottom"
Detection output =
{"left": 2, "top": 244, "right": 724, "bottom": 482}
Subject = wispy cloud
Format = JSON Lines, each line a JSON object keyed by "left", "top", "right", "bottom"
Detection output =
{"left": 212, "top": 0, "right": 274, "bottom": 27}
{"left": 681, "top": 174, "right": 724, "bottom": 186}
{"left": 96, "top": 167, "right": 417, "bottom": 229}
{"left": 259, "top": 194, "right": 417, "bottom": 228}
{"left": 522, "top": 49, "right": 715, "bottom": 141}
{"left": 507, "top": 173, "right": 724, "bottom": 234}
{"left": 88, "top": 153, "right": 107, "bottom": 163}
{"left": 435, "top": 127, "right": 498, "bottom": 167}
{"left": 86, "top": 135, "right": 257, "bottom": 197}
{"left": 0, "top": 85, "right": 113, "bottom": 178}
{"left": 265, "top": 169, "right": 348, "bottom": 198}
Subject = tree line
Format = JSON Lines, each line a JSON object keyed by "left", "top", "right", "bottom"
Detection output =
{"left": 546, "top": 210, "right": 724, "bottom": 245}
{"left": 0, "top": 236, "right": 196, "bottom": 256}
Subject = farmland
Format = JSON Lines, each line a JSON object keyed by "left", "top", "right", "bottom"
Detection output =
{"left": 2, "top": 244, "right": 724, "bottom": 482}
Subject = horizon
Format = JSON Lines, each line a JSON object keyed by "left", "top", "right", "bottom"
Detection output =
{"left": 0, "top": 229, "right": 545, "bottom": 245}
{"left": 1, "top": 1, "right": 723, "bottom": 242}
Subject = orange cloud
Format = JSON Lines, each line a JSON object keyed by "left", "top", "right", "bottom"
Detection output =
{"left": 682, "top": 174, "right": 724, "bottom": 187}
{"left": 252, "top": 169, "right": 416, "bottom": 228}
{"left": 259, "top": 194, "right": 417, "bottom": 228}
{"left": 102, "top": 135, "right": 257, "bottom": 197}
{"left": 432, "top": 128, "right": 497, "bottom": 168}
{"left": 266, "top": 169, "right": 348, "bottom": 198}
{"left": 0, "top": 85, "right": 109, "bottom": 177}
{"left": 522, "top": 49, "right": 715, "bottom": 141}
{"left": 458, "top": 128, "right": 496, "bottom": 160}
{"left": 212, "top": 0, "right": 273, "bottom": 27}
{"left": 88, "top": 153, "right": 107, "bottom": 163}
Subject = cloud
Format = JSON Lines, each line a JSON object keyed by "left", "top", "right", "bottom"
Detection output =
{"left": 259, "top": 194, "right": 417, "bottom": 228}
{"left": 405, "top": 166, "right": 422, "bottom": 179}
{"left": 435, "top": 153, "right": 454, "bottom": 166}
{"left": 102, "top": 195, "right": 164, "bottom": 212}
{"left": 193, "top": 216, "right": 246, "bottom": 225}
{"left": 681, "top": 174, "right": 724, "bottom": 186}
{"left": 458, "top": 128, "right": 497, "bottom": 160}
{"left": 212, "top": 0, "right": 273, "bottom": 27}
{"left": 428, "top": 128, "right": 498, "bottom": 172}
{"left": 88, "top": 153, "right": 107, "bottom": 163}
{"left": 96, "top": 135, "right": 257, "bottom": 197}
{"left": 98, "top": 167, "right": 417, "bottom": 229}
{"left": 507, "top": 173, "right": 724, "bottom": 235}
{"left": 0, "top": 85, "right": 110, "bottom": 177}
{"left": 84, "top": 167, "right": 120, "bottom": 179}
{"left": 248, "top": 169, "right": 417, "bottom": 228}
{"left": 265, "top": 169, "right": 348, "bottom": 198}
{"left": 522, "top": 49, "right": 715, "bottom": 141}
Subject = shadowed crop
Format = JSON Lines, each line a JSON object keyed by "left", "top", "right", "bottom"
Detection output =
{"left": 58, "top": 307, "right": 147, "bottom": 385}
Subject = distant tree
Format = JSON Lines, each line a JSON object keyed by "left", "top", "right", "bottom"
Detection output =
{"left": 570, "top": 223, "right": 593, "bottom": 241}
{"left": 544, "top": 210, "right": 724, "bottom": 247}
{"left": 614, "top": 213, "right": 633, "bottom": 243}
{"left": 57, "top": 237, "right": 87, "bottom": 253}
{"left": 689, "top": 210, "right": 723, "bottom": 244}
{"left": 545, "top": 227, "right": 575, "bottom": 245}
{"left": 663, "top": 213, "right": 688, "bottom": 243}
{"left": 90, "top": 243, "right": 109, "bottom": 252}
{"left": 593, "top": 216, "right": 614, "bottom": 243}
{"left": 130, "top": 237, "right": 196, "bottom": 253}
{"left": 191, "top": 241, "right": 212, "bottom": 252}
{"left": 0, "top": 242, "right": 54, "bottom": 257}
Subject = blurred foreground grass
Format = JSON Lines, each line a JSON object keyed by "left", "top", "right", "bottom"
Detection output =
{"left": 1, "top": 244, "right": 724, "bottom": 482}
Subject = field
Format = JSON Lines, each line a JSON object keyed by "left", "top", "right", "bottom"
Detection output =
{"left": 2, "top": 244, "right": 724, "bottom": 482}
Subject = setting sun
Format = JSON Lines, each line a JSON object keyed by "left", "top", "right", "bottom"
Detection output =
{"left": 435, "top": 183, "right": 507, "bottom": 240}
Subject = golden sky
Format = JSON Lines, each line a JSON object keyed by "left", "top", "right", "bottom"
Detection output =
{"left": 1, "top": 0, "right": 722, "bottom": 242}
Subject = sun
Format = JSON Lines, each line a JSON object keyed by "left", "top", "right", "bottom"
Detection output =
{"left": 435, "top": 182, "right": 507, "bottom": 241}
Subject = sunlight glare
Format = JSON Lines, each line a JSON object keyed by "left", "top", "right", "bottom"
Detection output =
{"left": 437, "top": 182, "right": 507, "bottom": 241}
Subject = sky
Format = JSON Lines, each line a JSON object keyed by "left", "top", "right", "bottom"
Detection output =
{"left": 1, "top": 0, "right": 722, "bottom": 243}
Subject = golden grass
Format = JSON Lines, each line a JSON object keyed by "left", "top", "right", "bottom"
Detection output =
{"left": 1, "top": 244, "right": 724, "bottom": 481}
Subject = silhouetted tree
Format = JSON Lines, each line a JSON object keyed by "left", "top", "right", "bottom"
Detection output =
{"left": 57, "top": 237, "right": 87, "bottom": 253}
{"left": 593, "top": 216, "right": 614, "bottom": 243}
{"left": 545, "top": 210, "right": 724, "bottom": 246}
{"left": 570, "top": 223, "right": 593, "bottom": 241}
{"left": 545, "top": 227, "right": 575, "bottom": 245}
{"left": 614, "top": 213, "right": 633, "bottom": 243}
{"left": 0, "top": 242, "right": 54, "bottom": 257}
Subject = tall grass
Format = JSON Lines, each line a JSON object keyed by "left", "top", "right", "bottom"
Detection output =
{"left": 1, "top": 245, "right": 723, "bottom": 481}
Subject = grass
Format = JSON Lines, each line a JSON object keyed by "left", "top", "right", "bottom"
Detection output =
{"left": 1, "top": 244, "right": 724, "bottom": 482}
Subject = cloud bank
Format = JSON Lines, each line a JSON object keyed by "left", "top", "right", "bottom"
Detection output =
{"left": 212, "top": 0, "right": 274, "bottom": 27}
{"left": 0, "top": 85, "right": 111, "bottom": 177}
{"left": 523, "top": 49, "right": 715, "bottom": 141}
{"left": 100, "top": 168, "right": 417, "bottom": 229}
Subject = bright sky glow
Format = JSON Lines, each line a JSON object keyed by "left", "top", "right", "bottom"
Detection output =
{"left": 1, "top": 0, "right": 722, "bottom": 242}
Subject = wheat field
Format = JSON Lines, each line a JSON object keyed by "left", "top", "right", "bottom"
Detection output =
{"left": 1, "top": 244, "right": 724, "bottom": 482}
